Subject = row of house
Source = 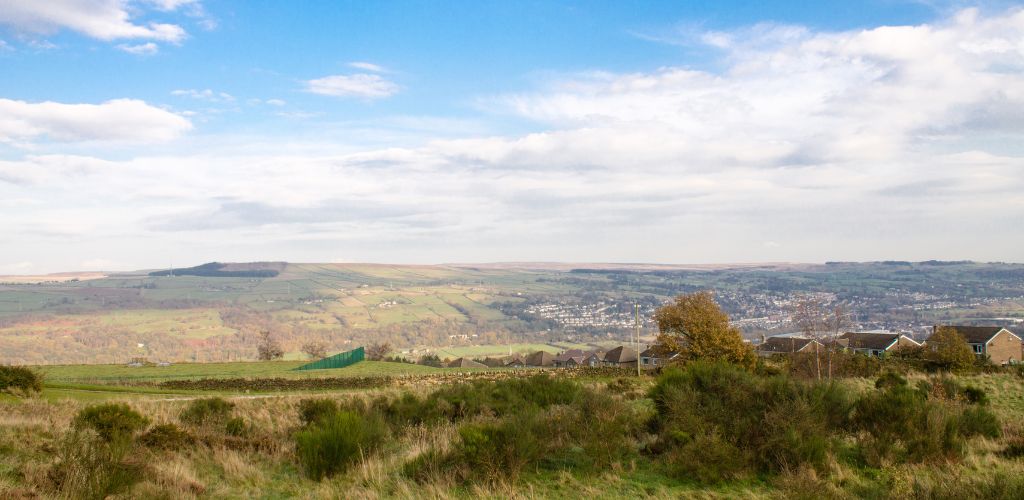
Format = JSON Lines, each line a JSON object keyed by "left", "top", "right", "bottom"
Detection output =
{"left": 756, "top": 325, "right": 1022, "bottom": 365}
{"left": 449, "top": 345, "right": 650, "bottom": 369}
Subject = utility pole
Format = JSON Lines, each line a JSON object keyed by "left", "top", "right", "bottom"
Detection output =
{"left": 635, "top": 303, "right": 641, "bottom": 377}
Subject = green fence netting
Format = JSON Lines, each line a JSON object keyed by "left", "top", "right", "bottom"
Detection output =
{"left": 294, "top": 346, "right": 365, "bottom": 371}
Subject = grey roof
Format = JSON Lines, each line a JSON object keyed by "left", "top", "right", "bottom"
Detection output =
{"left": 603, "top": 345, "right": 637, "bottom": 363}
{"left": 758, "top": 336, "right": 818, "bottom": 353}
{"left": 447, "top": 357, "right": 487, "bottom": 368}
{"left": 839, "top": 332, "right": 901, "bottom": 351}
{"left": 525, "top": 351, "right": 556, "bottom": 366}
{"left": 930, "top": 325, "right": 1011, "bottom": 344}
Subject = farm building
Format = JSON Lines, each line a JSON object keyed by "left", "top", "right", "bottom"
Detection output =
{"left": 525, "top": 351, "right": 555, "bottom": 367}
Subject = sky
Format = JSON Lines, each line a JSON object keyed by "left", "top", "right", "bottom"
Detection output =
{"left": 0, "top": 1, "right": 1023, "bottom": 273}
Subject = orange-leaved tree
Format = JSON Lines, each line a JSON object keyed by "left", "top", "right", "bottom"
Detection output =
{"left": 654, "top": 291, "right": 755, "bottom": 368}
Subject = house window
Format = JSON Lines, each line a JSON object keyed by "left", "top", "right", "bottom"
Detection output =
{"left": 871, "top": 350, "right": 881, "bottom": 356}
{"left": 972, "top": 344, "right": 983, "bottom": 354}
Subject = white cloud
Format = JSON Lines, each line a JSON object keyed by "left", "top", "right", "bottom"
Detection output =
{"left": 4, "top": 8, "right": 1024, "bottom": 271}
{"left": 117, "top": 41, "right": 158, "bottom": 55}
{"left": 0, "top": 98, "right": 192, "bottom": 143}
{"left": 348, "top": 61, "right": 386, "bottom": 72}
{"left": 0, "top": 0, "right": 191, "bottom": 46}
{"left": 171, "top": 89, "right": 235, "bottom": 102}
{"left": 264, "top": 99, "right": 286, "bottom": 106}
{"left": 306, "top": 74, "right": 400, "bottom": 99}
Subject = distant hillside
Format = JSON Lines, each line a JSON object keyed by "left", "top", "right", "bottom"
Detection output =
{"left": 149, "top": 262, "right": 285, "bottom": 278}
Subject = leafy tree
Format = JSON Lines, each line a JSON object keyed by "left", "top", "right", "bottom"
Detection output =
{"left": 654, "top": 291, "right": 755, "bottom": 368}
{"left": 926, "top": 326, "right": 975, "bottom": 372}
{"left": 301, "top": 340, "right": 328, "bottom": 359}
{"left": 256, "top": 330, "right": 284, "bottom": 361}
{"left": 366, "top": 342, "right": 392, "bottom": 361}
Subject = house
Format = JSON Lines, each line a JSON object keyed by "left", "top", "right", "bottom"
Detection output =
{"left": 639, "top": 346, "right": 681, "bottom": 367}
{"left": 602, "top": 346, "right": 638, "bottom": 368}
{"left": 553, "top": 349, "right": 586, "bottom": 368}
{"left": 447, "top": 357, "right": 487, "bottom": 369}
{"left": 839, "top": 331, "right": 920, "bottom": 357}
{"left": 756, "top": 336, "right": 823, "bottom": 357}
{"left": 504, "top": 355, "right": 526, "bottom": 368}
{"left": 525, "top": 350, "right": 556, "bottom": 367}
{"left": 929, "top": 325, "right": 1022, "bottom": 365}
{"left": 480, "top": 357, "right": 508, "bottom": 368}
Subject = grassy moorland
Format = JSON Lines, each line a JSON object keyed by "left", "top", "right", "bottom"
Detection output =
{"left": 3, "top": 359, "right": 1024, "bottom": 499}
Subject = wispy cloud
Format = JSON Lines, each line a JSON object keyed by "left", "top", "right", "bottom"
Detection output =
{"left": 348, "top": 61, "right": 387, "bottom": 72}
{"left": 171, "top": 89, "right": 235, "bottom": 102}
{"left": 117, "top": 41, "right": 159, "bottom": 55}
{"left": 305, "top": 74, "right": 400, "bottom": 99}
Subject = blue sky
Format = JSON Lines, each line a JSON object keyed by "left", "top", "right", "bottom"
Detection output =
{"left": 0, "top": 1, "right": 1023, "bottom": 272}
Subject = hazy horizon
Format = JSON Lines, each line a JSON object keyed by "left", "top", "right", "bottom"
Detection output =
{"left": 3, "top": 1, "right": 1024, "bottom": 274}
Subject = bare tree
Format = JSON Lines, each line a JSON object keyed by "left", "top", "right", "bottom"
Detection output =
{"left": 256, "top": 330, "right": 284, "bottom": 361}
{"left": 365, "top": 342, "right": 392, "bottom": 361}
{"left": 301, "top": 340, "right": 328, "bottom": 359}
{"left": 823, "top": 303, "right": 850, "bottom": 378}
{"left": 792, "top": 296, "right": 825, "bottom": 380}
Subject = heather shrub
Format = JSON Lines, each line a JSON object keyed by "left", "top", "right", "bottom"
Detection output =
{"left": 225, "top": 417, "right": 249, "bottom": 437}
{"left": 957, "top": 406, "right": 1001, "bottom": 439}
{"left": 875, "top": 371, "right": 907, "bottom": 390}
{"left": 50, "top": 426, "right": 142, "bottom": 498}
{"left": 138, "top": 423, "right": 194, "bottom": 451}
{"left": 297, "top": 398, "right": 338, "bottom": 427}
{"left": 648, "top": 362, "right": 850, "bottom": 481}
{"left": 295, "top": 411, "right": 387, "bottom": 480}
{"left": 180, "top": 397, "right": 234, "bottom": 427}
{"left": 73, "top": 404, "right": 149, "bottom": 443}
{"left": 0, "top": 365, "right": 43, "bottom": 395}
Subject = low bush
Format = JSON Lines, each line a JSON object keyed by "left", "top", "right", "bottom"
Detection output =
{"left": 73, "top": 404, "right": 149, "bottom": 443}
{"left": 0, "top": 365, "right": 43, "bottom": 394}
{"left": 295, "top": 410, "right": 387, "bottom": 480}
{"left": 649, "top": 362, "right": 852, "bottom": 481}
{"left": 875, "top": 371, "right": 908, "bottom": 389}
{"left": 407, "top": 386, "right": 643, "bottom": 485}
{"left": 179, "top": 397, "right": 234, "bottom": 427}
{"left": 958, "top": 406, "right": 1001, "bottom": 439}
{"left": 225, "top": 417, "right": 249, "bottom": 437}
{"left": 297, "top": 398, "right": 338, "bottom": 427}
{"left": 138, "top": 423, "right": 194, "bottom": 451}
{"left": 852, "top": 381, "right": 1000, "bottom": 465}
{"left": 49, "top": 428, "right": 142, "bottom": 498}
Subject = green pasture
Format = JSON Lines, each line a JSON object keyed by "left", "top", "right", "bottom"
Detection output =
{"left": 35, "top": 360, "right": 461, "bottom": 385}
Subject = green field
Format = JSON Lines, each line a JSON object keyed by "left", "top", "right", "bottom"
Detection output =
{"left": 36, "top": 360, "right": 472, "bottom": 386}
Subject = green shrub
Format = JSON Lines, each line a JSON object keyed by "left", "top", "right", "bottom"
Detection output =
{"left": 958, "top": 406, "right": 1000, "bottom": 439}
{"left": 138, "top": 423, "right": 194, "bottom": 450}
{"left": 0, "top": 365, "right": 43, "bottom": 394}
{"left": 962, "top": 386, "right": 989, "bottom": 406}
{"left": 875, "top": 372, "right": 907, "bottom": 390}
{"left": 455, "top": 415, "right": 541, "bottom": 483}
{"left": 73, "top": 404, "right": 149, "bottom": 443}
{"left": 648, "top": 362, "right": 850, "bottom": 480}
{"left": 49, "top": 428, "right": 141, "bottom": 499}
{"left": 179, "top": 397, "right": 234, "bottom": 427}
{"left": 665, "top": 430, "right": 747, "bottom": 483}
{"left": 297, "top": 398, "right": 338, "bottom": 427}
{"left": 295, "top": 411, "right": 387, "bottom": 480}
{"left": 225, "top": 417, "right": 249, "bottom": 437}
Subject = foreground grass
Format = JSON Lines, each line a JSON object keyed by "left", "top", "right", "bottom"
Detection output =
{"left": 3, "top": 368, "right": 1024, "bottom": 498}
